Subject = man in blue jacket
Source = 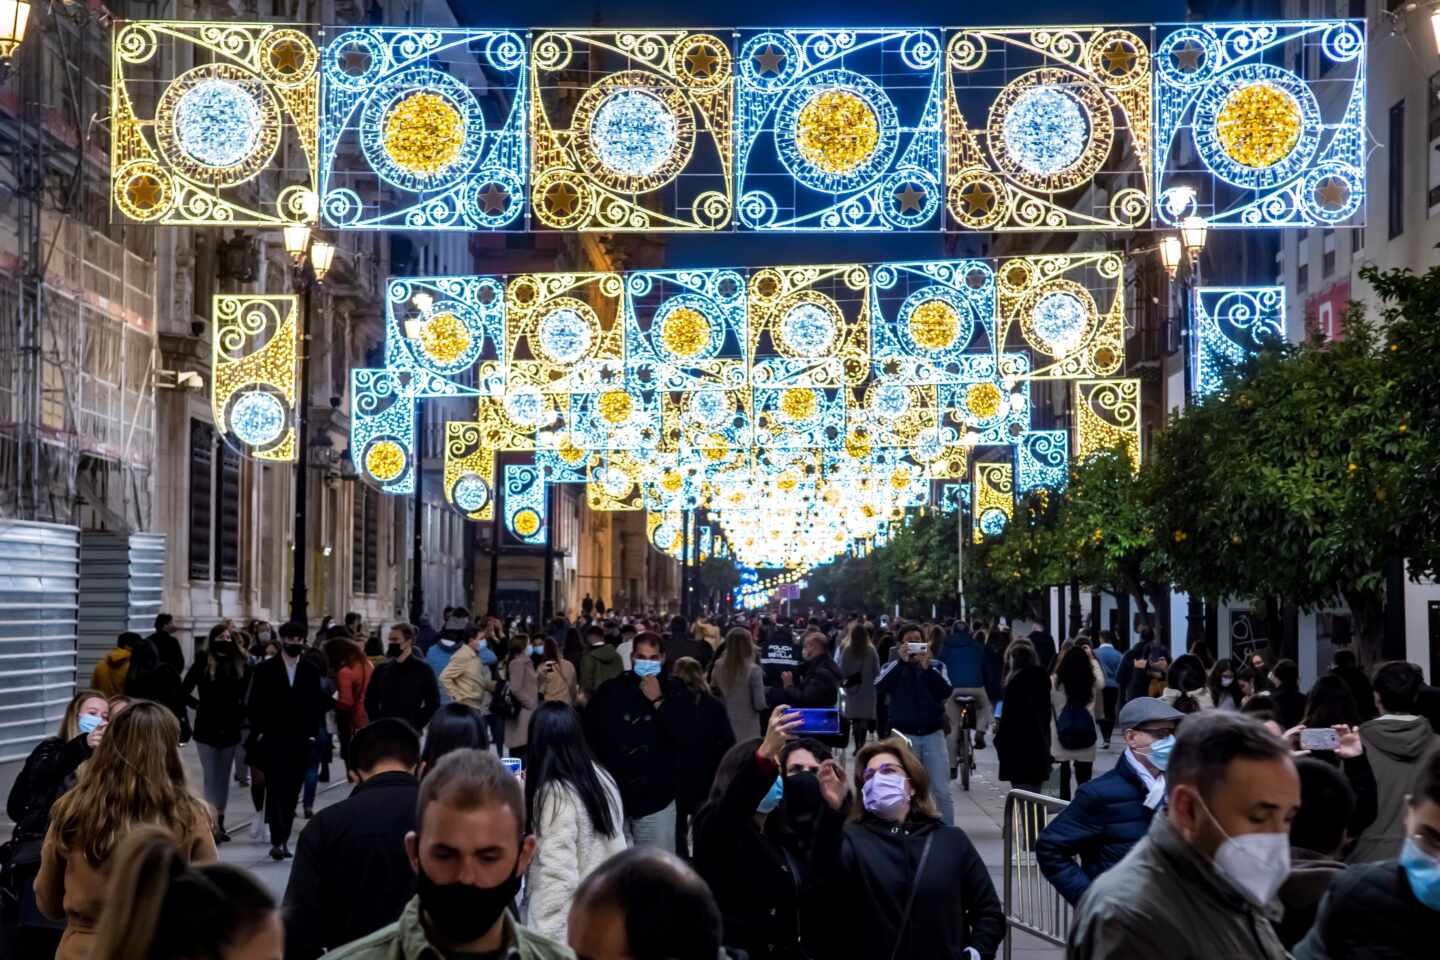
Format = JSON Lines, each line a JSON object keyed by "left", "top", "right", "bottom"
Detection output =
{"left": 941, "top": 621, "right": 990, "bottom": 768}
{"left": 1035, "top": 697, "right": 1182, "bottom": 904}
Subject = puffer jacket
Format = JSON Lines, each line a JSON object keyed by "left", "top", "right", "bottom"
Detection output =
{"left": 524, "top": 767, "right": 628, "bottom": 942}
{"left": 1035, "top": 755, "right": 1156, "bottom": 904}
{"left": 1293, "top": 859, "right": 1440, "bottom": 959}
{"left": 1067, "top": 814, "right": 1288, "bottom": 960}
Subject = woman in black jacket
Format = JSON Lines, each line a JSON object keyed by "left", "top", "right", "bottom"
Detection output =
{"left": 4, "top": 688, "right": 109, "bottom": 955}
{"left": 994, "top": 640, "right": 1053, "bottom": 792}
{"left": 806, "top": 737, "right": 1006, "bottom": 959}
{"left": 125, "top": 636, "right": 190, "bottom": 737}
{"left": 182, "top": 628, "right": 249, "bottom": 842}
{"left": 668, "top": 656, "right": 737, "bottom": 859}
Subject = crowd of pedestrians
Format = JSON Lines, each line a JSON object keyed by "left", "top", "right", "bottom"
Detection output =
{"left": 2, "top": 604, "right": 1439, "bottom": 959}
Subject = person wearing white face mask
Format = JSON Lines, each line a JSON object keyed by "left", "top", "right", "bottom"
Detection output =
{"left": 1067, "top": 710, "right": 1299, "bottom": 960}
{"left": 805, "top": 738, "right": 1006, "bottom": 960}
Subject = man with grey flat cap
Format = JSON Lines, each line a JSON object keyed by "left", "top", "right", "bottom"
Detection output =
{"left": 1036, "top": 697, "right": 1184, "bottom": 904}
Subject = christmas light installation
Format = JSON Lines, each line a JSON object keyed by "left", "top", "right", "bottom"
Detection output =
{"left": 211, "top": 294, "right": 299, "bottom": 461}
{"left": 1154, "top": 19, "right": 1365, "bottom": 227}
{"left": 1193, "top": 286, "right": 1285, "bottom": 398}
{"left": 1075, "top": 378, "right": 1142, "bottom": 467}
{"left": 1016, "top": 429, "right": 1069, "bottom": 492}
{"left": 503, "top": 463, "right": 547, "bottom": 544}
{"left": 973, "top": 461, "right": 1014, "bottom": 543}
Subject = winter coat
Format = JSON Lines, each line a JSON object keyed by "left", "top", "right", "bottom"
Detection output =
{"left": 89, "top": 648, "right": 131, "bottom": 698}
{"left": 665, "top": 634, "right": 715, "bottom": 672}
{"left": 981, "top": 641, "right": 1005, "bottom": 703}
{"left": 1275, "top": 847, "right": 1346, "bottom": 950}
{"left": 940, "top": 629, "right": 986, "bottom": 688}
{"left": 181, "top": 660, "right": 248, "bottom": 748}
{"left": 876, "top": 658, "right": 950, "bottom": 736}
{"left": 1348, "top": 715, "right": 1440, "bottom": 862}
{"left": 578, "top": 642, "right": 623, "bottom": 698}
{"left": 668, "top": 690, "right": 737, "bottom": 809}
{"left": 538, "top": 657, "right": 579, "bottom": 705}
{"left": 1294, "top": 859, "right": 1440, "bottom": 959}
{"left": 126, "top": 664, "right": 189, "bottom": 729}
{"left": 582, "top": 673, "right": 684, "bottom": 818}
{"left": 35, "top": 807, "right": 215, "bottom": 960}
{"left": 283, "top": 771, "right": 420, "bottom": 959}
{"left": 713, "top": 661, "right": 767, "bottom": 741}
{"left": 839, "top": 645, "right": 880, "bottom": 721}
{"left": 1271, "top": 684, "right": 1309, "bottom": 731}
{"left": 364, "top": 655, "right": 440, "bottom": 734}
{"left": 693, "top": 750, "right": 808, "bottom": 960}
{"left": 324, "top": 898, "right": 572, "bottom": 960}
{"left": 995, "top": 665, "right": 1054, "bottom": 785}
{"left": 1162, "top": 686, "right": 1215, "bottom": 712}
{"left": 525, "top": 767, "right": 628, "bottom": 942}
{"left": 1035, "top": 757, "right": 1156, "bottom": 904}
{"left": 438, "top": 642, "right": 493, "bottom": 711}
{"left": 423, "top": 638, "right": 462, "bottom": 705}
{"left": 1050, "top": 663, "right": 1105, "bottom": 763}
{"left": 804, "top": 803, "right": 1007, "bottom": 960}
{"left": 1095, "top": 644, "right": 1122, "bottom": 688}
{"left": 147, "top": 629, "right": 186, "bottom": 675}
{"left": 1067, "top": 814, "right": 1288, "bottom": 960}
{"left": 7, "top": 735, "right": 91, "bottom": 844}
{"left": 504, "top": 654, "right": 540, "bottom": 749}
{"left": 336, "top": 658, "right": 374, "bottom": 733}
{"left": 764, "top": 654, "right": 841, "bottom": 710}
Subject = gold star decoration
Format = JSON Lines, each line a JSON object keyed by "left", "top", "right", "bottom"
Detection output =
{"left": 1101, "top": 42, "right": 1137, "bottom": 75}
{"left": 894, "top": 183, "right": 926, "bottom": 214}
{"left": 269, "top": 39, "right": 306, "bottom": 77}
{"left": 753, "top": 45, "right": 785, "bottom": 76}
{"left": 686, "top": 45, "right": 719, "bottom": 78}
{"left": 1315, "top": 177, "right": 1350, "bottom": 211}
{"left": 126, "top": 175, "right": 163, "bottom": 210}
{"left": 545, "top": 183, "right": 580, "bottom": 216}
{"left": 340, "top": 47, "right": 372, "bottom": 75}
{"left": 478, "top": 184, "right": 510, "bottom": 215}
{"left": 1171, "top": 40, "right": 1204, "bottom": 73}
{"left": 881, "top": 358, "right": 902, "bottom": 377}
{"left": 959, "top": 181, "right": 996, "bottom": 215}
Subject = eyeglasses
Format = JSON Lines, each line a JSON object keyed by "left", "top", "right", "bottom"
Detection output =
{"left": 1412, "top": 831, "right": 1440, "bottom": 859}
{"left": 861, "top": 762, "right": 905, "bottom": 783}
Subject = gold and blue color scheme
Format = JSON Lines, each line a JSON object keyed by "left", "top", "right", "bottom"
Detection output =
{"left": 1155, "top": 20, "right": 1365, "bottom": 227}
{"left": 1075, "top": 378, "right": 1142, "bottom": 467}
{"left": 319, "top": 28, "right": 527, "bottom": 229}
{"left": 211, "top": 295, "right": 299, "bottom": 460}
{"left": 504, "top": 463, "right": 548, "bottom": 544}
{"left": 1193, "top": 286, "right": 1286, "bottom": 398}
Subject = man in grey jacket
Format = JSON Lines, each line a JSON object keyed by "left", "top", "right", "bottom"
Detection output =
{"left": 1067, "top": 711, "right": 1299, "bottom": 960}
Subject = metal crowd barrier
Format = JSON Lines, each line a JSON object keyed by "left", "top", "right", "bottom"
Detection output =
{"left": 1001, "top": 789, "right": 1072, "bottom": 960}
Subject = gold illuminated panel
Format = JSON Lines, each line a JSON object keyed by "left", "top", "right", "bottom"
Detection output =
{"left": 995, "top": 253, "right": 1125, "bottom": 379}
{"left": 212, "top": 295, "right": 298, "bottom": 461}
{"left": 1075, "top": 378, "right": 1141, "bottom": 467}
{"left": 973, "top": 461, "right": 1015, "bottom": 542}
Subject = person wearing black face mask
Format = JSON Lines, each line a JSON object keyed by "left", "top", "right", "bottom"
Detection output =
{"left": 693, "top": 706, "right": 835, "bottom": 960}
{"left": 366, "top": 623, "right": 441, "bottom": 733}
{"left": 245, "top": 620, "right": 329, "bottom": 861}
{"left": 182, "top": 626, "right": 248, "bottom": 843}
{"left": 324, "top": 748, "right": 570, "bottom": 960}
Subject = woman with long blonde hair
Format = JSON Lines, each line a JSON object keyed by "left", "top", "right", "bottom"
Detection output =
{"left": 711, "top": 626, "right": 766, "bottom": 741}
{"left": 36, "top": 700, "right": 216, "bottom": 960}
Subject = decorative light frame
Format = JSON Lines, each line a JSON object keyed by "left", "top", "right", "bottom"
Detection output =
{"left": 211, "top": 294, "right": 299, "bottom": 460}
{"left": 1193, "top": 286, "right": 1286, "bottom": 398}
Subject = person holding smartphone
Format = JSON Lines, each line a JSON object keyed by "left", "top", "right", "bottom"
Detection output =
{"left": 875, "top": 625, "right": 956, "bottom": 826}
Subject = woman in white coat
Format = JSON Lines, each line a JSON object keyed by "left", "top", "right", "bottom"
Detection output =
{"left": 522, "top": 701, "right": 627, "bottom": 939}
{"left": 1049, "top": 642, "right": 1106, "bottom": 801}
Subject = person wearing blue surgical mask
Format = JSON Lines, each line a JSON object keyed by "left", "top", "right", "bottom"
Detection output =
{"left": 1294, "top": 750, "right": 1440, "bottom": 957}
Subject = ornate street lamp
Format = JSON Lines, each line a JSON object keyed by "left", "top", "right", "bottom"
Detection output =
{"left": 1159, "top": 235, "right": 1183, "bottom": 279}
{"left": 309, "top": 239, "right": 335, "bottom": 281}
{"left": 1181, "top": 215, "right": 1209, "bottom": 261}
{"left": 0, "top": 0, "right": 31, "bottom": 65}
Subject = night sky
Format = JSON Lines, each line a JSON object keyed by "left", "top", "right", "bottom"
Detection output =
{"left": 449, "top": 0, "right": 1190, "bottom": 269}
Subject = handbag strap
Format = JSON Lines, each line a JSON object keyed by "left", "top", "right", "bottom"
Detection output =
{"left": 888, "top": 832, "right": 935, "bottom": 960}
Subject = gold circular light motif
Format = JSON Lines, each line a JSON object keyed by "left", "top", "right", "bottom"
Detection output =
{"left": 779, "top": 388, "right": 818, "bottom": 422}
{"left": 418, "top": 312, "right": 470, "bottom": 365}
{"left": 909, "top": 299, "right": 960, "bottom": 350}
{"left": 365, "top": 440, "right": 406, "bottom": 482}
{"left": 512, "top": 509, "right": 541, "bottom": 537}
{"left": 383, "top": 92, "right": 465, "bottom": 177}
{"left": 890, "top": 467, "right": 912, "bottom": 490}
{"left": 1215, "top": 82, "right": 1301, "bottom": 169}
{"left": 777, "top": 471, "right": 800, "bottom": 492}
{"left": 795, "top": 88, "right": 879, "bottom": 175}
{"left": 660, "top": 471, "right": 684, "bottom": 493}
{"left": 966, "top": 382, "right": 1003, "bottom": 420}
{"left": 558, "top": 440, "right": 587, "bottom": 464}
{"left": 597, "top": 390, "right": 634, "bottom": 425}
{"left": 844, "top": 429, "right": 872, "bottom": 460}
{"left": 660, "top": 307, "right": 711, "bottom": 358}
{"left": 701, "top": 434, "right": 728, "bottom": 461}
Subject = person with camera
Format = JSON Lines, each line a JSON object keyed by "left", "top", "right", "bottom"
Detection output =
{"left": 875, "top": 624, "right": 956, "bottom": 825}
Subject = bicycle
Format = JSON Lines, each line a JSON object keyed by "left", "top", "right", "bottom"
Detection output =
{"left": 953, "top": 693, "right": 978, "bottom": 791}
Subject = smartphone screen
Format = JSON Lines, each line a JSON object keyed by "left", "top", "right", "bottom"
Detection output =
{"left": 502, "top": 757, "right": 523, "bottom": 775}
{"left": 1299, "top": 728, "right": 1341, "bottom": 751}
{"left": 791, "top": 708, "right": 840, "bottom": 736}
{"left": 907, "top": 642, "right": 929, "bottom": 655}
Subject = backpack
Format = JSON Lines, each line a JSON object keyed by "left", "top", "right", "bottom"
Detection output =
{"left": 491, "top": 677, "right": 522, "bottom": 719}
{"left": 1055, "top": 701, "right": 1098, "bottom": 750}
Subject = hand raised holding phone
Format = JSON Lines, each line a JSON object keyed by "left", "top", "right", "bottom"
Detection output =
{"left": 760, "top": 705, "right": 803, "bottom": 762}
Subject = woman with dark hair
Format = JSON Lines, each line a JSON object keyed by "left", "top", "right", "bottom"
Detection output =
{"left": 711, "top": 626, "right": 767, "bottom": 742}
{"left": 994, "top": 640, "right": 1053, "bottom": 793}
{"left": 418, "top": 702, "right": 489, "bottom": 777}
{"left": 504, "top": 634, "right": 539, "bottom": 761}
{"left": 1050, "top": 643, "right": 1104, "bottom": 801}
{"left": 521, "top": 701, "right": 626, "bottom": 941}
{"left": 1163, "top": 653, "right": 1213, "bottom": 713}
{"left": 181, "top": 627, "right": 248, "bottom": 842}
{"left": 1208, "top": 658, "right": 1243, "bottom": 710}
{"left": 1299, "top": 674, "right": 1377, "bottom": 847}
{"left": 538, "top": 634, "right": 579, "bottom": 706}
{"left": 124, "top": 637, "right": 189, "bottom": 734}
{"left": 667, "top": 657, "right": 737, "bottom": 859}
{"left": 1269, "top": 658, "right": 1308, "bottom": 730}
{"left": 88, "top": 826, "right": 278, "bottom": 960}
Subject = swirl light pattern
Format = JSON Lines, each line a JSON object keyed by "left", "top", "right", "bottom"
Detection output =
{"left": 504, "top": 464, "right": 548, "bottom": 544}
{"left": 1193, "top": 286, "right": 1286, "bottom": 398}
{"left": 211, "top": 295, "right": 298, "bottom": 461}
{"left": 973, "top": 462, "right": 1014, "bottom": 543}
{"left": 1075, "top": 378, "right": 1142, "bottom": 467}
{"left": 1016, "top": 430, "right": 1069, "bottom": 492}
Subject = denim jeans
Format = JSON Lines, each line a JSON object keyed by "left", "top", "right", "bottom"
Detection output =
{"left": 626, "top": 801, "right": 676, "bottom": 850}
{"left": 900, "top": 728, "right": 955, "bottom": 826}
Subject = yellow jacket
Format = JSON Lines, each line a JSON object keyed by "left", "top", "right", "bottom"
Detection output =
{"left": 438, "top": 642, "right": 493, "bottom": 711}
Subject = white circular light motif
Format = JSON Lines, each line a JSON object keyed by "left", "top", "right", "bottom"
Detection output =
{"left": 1032, "top": 291, "right": 1088, "bottom": 354}
{"left": 174, "top": 79, "right": 262, "bottom": 168}
{"left": 980, "top": 508, "right": 1008, "bottom": 537}
{"left": 589, "top": 89, "right": 679, "bottom": 179}
{"left": 779, "top": 302, "right": 838, "bottom": 357}
{"left": 871, "top": 384, "right": 911, "bottom": 420}
{"left": 538, "top": 308, "right": 594, "bottom": 364}
{"left": 230, "top": 392, "right": 285, "bottom": 446}
{"left": 1002, "top": 86, "right": 1088, "bottom": 177}
{"left": 688, "top": 390, "right": 731, "bottom": 427}
{"left": 452, "top": 475, "right": 491, "bottom": 513}
{"left": 914, "top": 426, "right": 945, "bottom": 463}
{"left": 504, "top": 386, "right": 549, "bottom": 428}
{"left": 600, "top": 467, "right": 632, "bottom": 497}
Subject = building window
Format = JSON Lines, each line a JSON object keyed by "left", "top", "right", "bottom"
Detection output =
{"left": 187, "top": 420, "right": 213, "bottom": 581}
{"left": 352, "top": 486, "right": 380, "bottom": 595}
{"left": 1322, "top": 227, "right": 1335, "bottom": 277}
{"left": 1298, "top": 263, "right": 1309, "bottom": 294}
{"left": 1389, "top": 100, "right": 1405, "bottom": 239}
{"left": 1352, "top": 226, "right": 1364, "bottom": 253}
{"left": 215, "top": 441, "right": 241, "bottom": 582}
{"left": 1349, "top": 0, "right": 1365, "bottom": 18}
